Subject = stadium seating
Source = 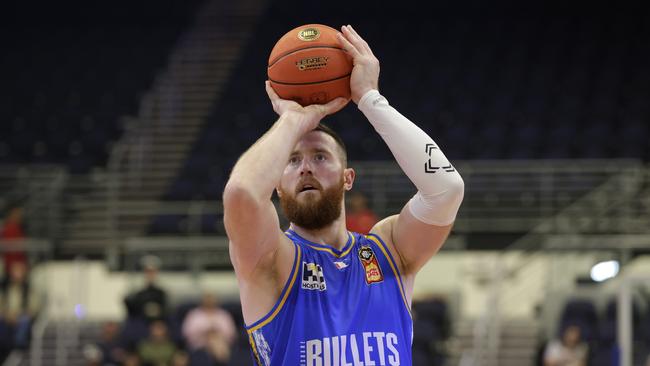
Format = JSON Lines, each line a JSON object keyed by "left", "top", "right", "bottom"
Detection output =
{"left": 0, "top": 1, "right": 202, "bottom": 173}
{"left": 556, "top": 297, "right": 649, "bottom": 366}
{"left": 162, "top": 0, "right": 650, "bottom": 207}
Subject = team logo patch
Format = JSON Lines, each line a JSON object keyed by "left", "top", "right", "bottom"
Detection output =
{"left": 358, "top": 246, "right": 384, "bottom": 284}
{"left": 301, "top": 262, "right": 327, "bottom": 291}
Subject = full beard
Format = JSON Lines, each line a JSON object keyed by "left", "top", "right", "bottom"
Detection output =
{"left": 279, "top": 176, "right": 345, "bottom": 230}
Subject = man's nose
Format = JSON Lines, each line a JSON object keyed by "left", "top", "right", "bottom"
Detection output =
{"left": 299, "top": 158, "right": 313, "bottom": 175}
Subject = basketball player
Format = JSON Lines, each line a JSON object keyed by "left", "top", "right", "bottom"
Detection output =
{"left": 223, "top": 25, "right": 464, "bottom": 365}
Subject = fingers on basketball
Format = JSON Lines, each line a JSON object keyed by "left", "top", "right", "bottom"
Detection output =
{"left": 337, "top": 31, "right": 361, "bottom": 58}
{"left": 341, "top": 25, "right": 373, "bottom": 56}
{"left": 265, "top": 80, "right": 279, "bottom": 100}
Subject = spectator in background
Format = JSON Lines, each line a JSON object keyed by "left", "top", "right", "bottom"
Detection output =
{"left": 123, "top": 352, "right": 141, "bottom": 366}
{"left": 125, "top": 255, "right": 168, "bottom": 323}
{"left": 182, "top": 292, "right": 236, "bottom": 365}
{"left": 137, "top": 320, "right": 176, "bottom": 366}
{"left": 0, "top": 261, "right": 40, "bottom": 358}
{"left": 1, "top": 206, "right": 27, "bottom": 275}
{"left": 171, "top": 351, "right": 189, "bottom": 366}
{"left": 93, "top": 321, "right": 125, "bottom": 365}
{"left": 345, "top": 191, "right": 378, "bottom": 234}
{"left": 544, "top": 324, "right": 588, "bottom": 366}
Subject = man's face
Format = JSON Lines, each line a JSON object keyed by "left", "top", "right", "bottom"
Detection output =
{"left": 278, "top": 131, "right": 354, "bottom": 230}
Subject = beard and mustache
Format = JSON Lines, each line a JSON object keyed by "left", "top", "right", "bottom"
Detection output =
{"left": 279, "top": 175, "right": 345, "bottom": 230}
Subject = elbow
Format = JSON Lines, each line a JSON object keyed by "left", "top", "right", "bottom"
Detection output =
{"left": 440, "top": 175, "right": 464, "bottom": 214}
{"left": 223, "top": 181, "right": 257, "bottom": 210}
{"left": 419, "top": 172, "right": 465, "bottom": 205}
{"left": 449, "top": 173, "right": 465, "bottom": 202}
{"left": 223, "top": 179, "right": 272, "bottom": 214}
{"left": 430, "top": 172, "right": 464, "bottom": 204}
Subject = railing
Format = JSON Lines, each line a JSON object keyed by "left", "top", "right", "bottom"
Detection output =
{"left": 0, "top": 239, "right": 53, "bottom": 264}
{"left": 123, "top": 236, "right": 229, "bottom": 274}
{"left": 0, "top": 165, "right": 67, "bottom": 240}
{"left": 466, "top": 159, "right": 646, "bottom": 365}
{"left": 354, "top": 159, "right": 647, "bottom": 233}
{"left": 97, "top": 159, "right": 650, "bottom": 274}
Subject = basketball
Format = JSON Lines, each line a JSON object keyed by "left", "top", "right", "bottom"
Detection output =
{"left": 268, "top": 24, "right": 353, "bottom": 106}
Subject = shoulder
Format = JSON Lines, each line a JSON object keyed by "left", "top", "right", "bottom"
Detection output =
{"left": 368, "top": 215, "right": 408, "bottom": 272}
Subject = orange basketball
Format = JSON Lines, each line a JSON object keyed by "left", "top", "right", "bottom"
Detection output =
{"left": 268, "top": 24, "right": 352, "bottom": 106}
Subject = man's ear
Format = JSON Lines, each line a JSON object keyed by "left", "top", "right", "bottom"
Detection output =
{"left": 343, "top": 168, "right": 355, "bottom": 191}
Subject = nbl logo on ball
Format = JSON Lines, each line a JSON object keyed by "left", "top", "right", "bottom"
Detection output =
{"left": 297, "top": 27, "right": 321, "bottom": 41}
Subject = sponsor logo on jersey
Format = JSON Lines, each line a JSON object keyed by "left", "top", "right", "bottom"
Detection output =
{"left": 302, "top": 262, "right": 327, "bottom": 291}
{"left": 358, "top": 246, "right": 384, "bottom": 284}
{"left": 301, "top": 332, "right": 401, "bottom": 366}
{"left": 334, "top": 260, "right": 349, "bottom": 270}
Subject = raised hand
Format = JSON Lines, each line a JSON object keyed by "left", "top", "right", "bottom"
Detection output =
{"left": 265, "top": 81, "right": 348, "bottom": 132}
{"left": 337, "top": 25, "right": 380, "bottom": 104}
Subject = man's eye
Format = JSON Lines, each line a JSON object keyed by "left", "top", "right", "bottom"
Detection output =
{"left": 289, "top": 157, "right": 300, "bottom": 164}
{"left": 315, "top": 154, "right": 326, "bottom": 161}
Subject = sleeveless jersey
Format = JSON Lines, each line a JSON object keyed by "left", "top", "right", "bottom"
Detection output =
{"left": 245, "top": 230, "right": 413, "bottom": 366}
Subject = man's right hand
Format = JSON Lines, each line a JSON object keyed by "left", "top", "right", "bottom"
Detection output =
{"left": 265, "top": 81, "right": 349, "bottom": 132}
{"left": 337, "top": 25, "right": 380, "bottom": 104}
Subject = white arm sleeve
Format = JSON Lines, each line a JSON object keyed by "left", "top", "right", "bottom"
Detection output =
{"left": 358, "top": 89, "right": 464, "bottom": 226}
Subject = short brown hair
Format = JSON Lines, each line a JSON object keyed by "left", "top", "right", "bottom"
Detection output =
{"left": 314, "top": 123, "right": 347, "bottom": 166}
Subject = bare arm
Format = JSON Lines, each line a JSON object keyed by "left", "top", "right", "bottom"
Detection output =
{"left": 223, "top": 82, "right": 348, "bottom": 278}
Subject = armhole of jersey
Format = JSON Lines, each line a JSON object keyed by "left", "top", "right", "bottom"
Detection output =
{"left": 366, "top": 233, "right": 412, "bottom": 317}
{"left": 245, "top": 241, "right": 302, "bottom": 332}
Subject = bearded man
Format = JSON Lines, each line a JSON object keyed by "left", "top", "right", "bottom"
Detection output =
{"left": 223, "top": 25, "right": 464, "bottom": 366}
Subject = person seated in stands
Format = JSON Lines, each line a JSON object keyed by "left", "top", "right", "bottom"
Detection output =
{"left": 0, "top": 261, "right": 40, "bottom": 352}
{"left": 137, "top": 320, "right": 176, "bottom": 366}
{"left": 124, "top": 255, "right": 168, "bottom": 323}
{"left": 182, "top": 292, "right": 236, "bottom": 365}
{"left": 345, "top": 191, "right": 378, "bottom": 234}
{"left": 93, "top": 320, "right": 125, "bottom": 365}
{"left": 123, "top": 352, "right": 141, "bottom": 366}
{"left": 171, "top": 350, "right": 189, "bottom": 366}
{"left": 544, "top": 324, "right": 588, "bottom": 366}
{"left": 1, "top": 205, "right": 28, "bottom": 275}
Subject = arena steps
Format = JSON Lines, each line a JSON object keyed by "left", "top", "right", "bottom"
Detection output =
{"left": 115, "top": 0, "right": 262, "bottom": 202}
{"left": 20, "top": 321, "right": 102, "bottom": 366}
{"left": 449, "top": 318, "right": 540, "bottom": 366}
{"left": 57, "top": 0, "right": 268, "bottom": 258}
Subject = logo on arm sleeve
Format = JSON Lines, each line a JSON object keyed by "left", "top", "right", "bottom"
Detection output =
{"left": 358, "top": 246, "right": 384, "bottom": 284}
{"left": 425, "top": 143, "right": 455, "bottom": 173}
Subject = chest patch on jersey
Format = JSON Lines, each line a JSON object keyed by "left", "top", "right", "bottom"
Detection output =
{"left": 358, "top": 246, "right": 384, "bottom": 284}
{"left": 301, "top": 262, "right": 327, "bottom": 291}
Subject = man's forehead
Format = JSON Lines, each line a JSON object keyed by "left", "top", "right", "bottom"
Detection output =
{"left": 292, "top": 130, "right": 337, "bottom": 153}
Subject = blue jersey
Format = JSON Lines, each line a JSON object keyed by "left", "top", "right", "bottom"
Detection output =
{"left": 245, "top": 230, "right": 413, "bottom": 366}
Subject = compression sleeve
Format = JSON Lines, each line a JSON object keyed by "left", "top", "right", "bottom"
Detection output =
{"left": 358, "top": 89, "right": 464, "bottom": 225}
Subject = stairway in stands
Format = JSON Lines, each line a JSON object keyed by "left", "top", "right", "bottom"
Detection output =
{"left": 450, "top": 318, "right": 540, "bottom": 366}
{"left": 8, "top": 321, "right": 99, "bottom": 366}
{"left": 60, "top": 0, "right": 267, "bottom": 257}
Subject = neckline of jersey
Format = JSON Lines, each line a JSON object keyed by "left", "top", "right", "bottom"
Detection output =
{"left": 286, "top": 229, "right": 354, "bottom": 256}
